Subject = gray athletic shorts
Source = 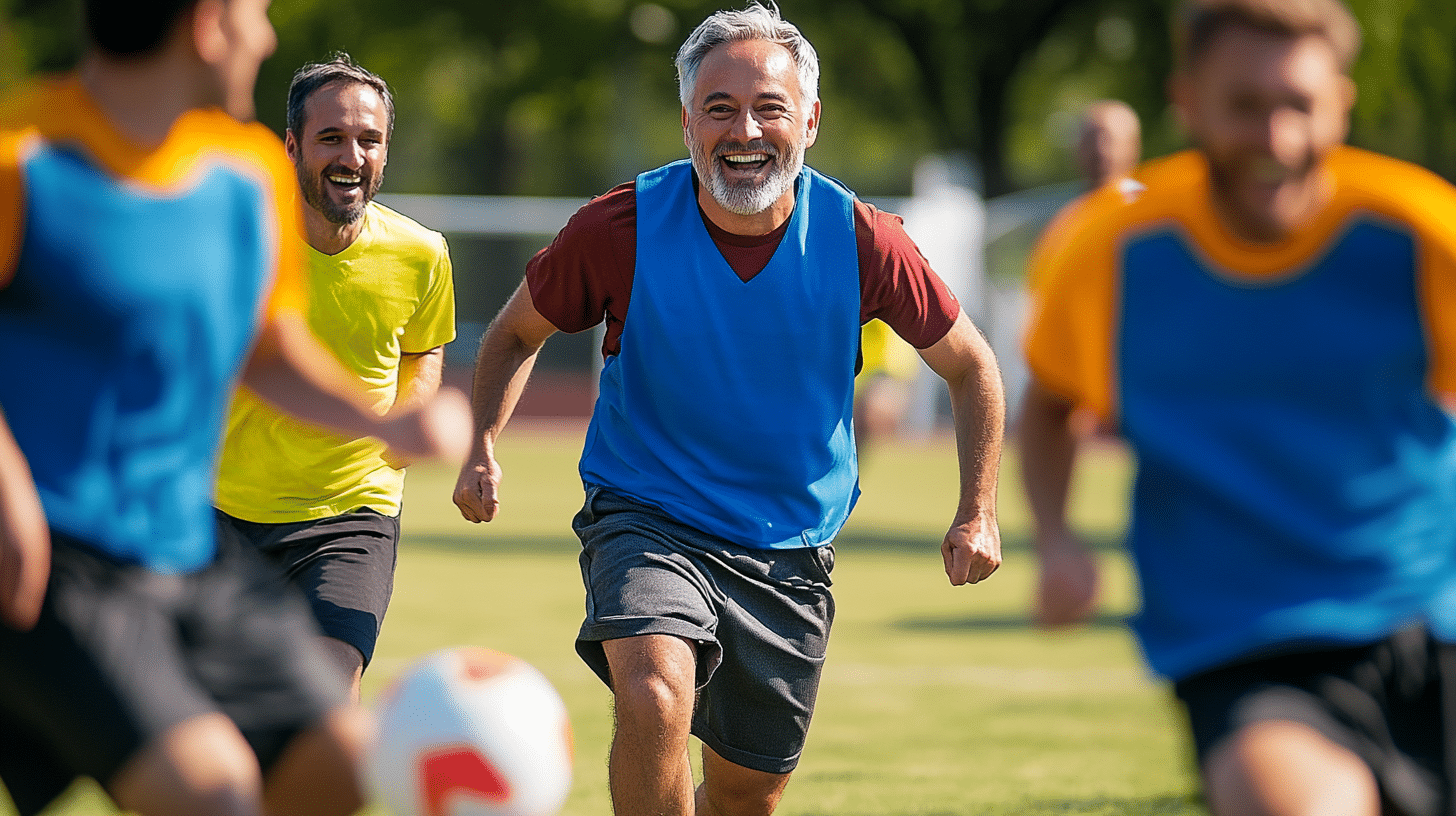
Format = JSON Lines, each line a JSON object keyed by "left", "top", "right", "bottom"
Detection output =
{"left": 572, "top": 486, "right": 835, "bottom": 775}
{"left": 215, "top": 508, "right": 399, "bottom": 666}
{"left": 0, "top": 530, "right": 347, "bottom": 816}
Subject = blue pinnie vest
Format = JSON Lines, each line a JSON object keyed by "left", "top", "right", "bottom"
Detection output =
{"left": 579, "top": 160, "right": 862, "bottom": 549}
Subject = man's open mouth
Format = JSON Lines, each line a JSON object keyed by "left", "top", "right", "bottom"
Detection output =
{"left": 720, "top": 153, "right": 771, "bottom": 173}
{"left": 326, "top": 172, "right": 362, "bottom": 191}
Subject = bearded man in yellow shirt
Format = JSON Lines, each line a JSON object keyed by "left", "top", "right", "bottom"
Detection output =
{"left": 216, "top": 53, "right": 456, "bottom": 701}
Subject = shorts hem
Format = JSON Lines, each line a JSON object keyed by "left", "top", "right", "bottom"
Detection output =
{"left": 313, "top": 619, "right": 379, "bottom": 667}
{"left": 694, "top": 730, "right": 801, "bottom": 775}
{"left": 576, "top": 617, "right": 721, "bottom": 689}
{"left": 579, "top": 615, "right": 716, "bottom": 645}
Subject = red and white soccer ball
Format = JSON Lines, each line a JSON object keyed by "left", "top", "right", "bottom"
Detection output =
{"left": 369, "top": 647, "right": 573, "bottom": 816}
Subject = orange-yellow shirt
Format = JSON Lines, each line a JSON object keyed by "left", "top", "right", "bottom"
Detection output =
{"left": 0, "top": 76, "right": 306, "bottom": 570}
{"left": 1023, "top": 147, "right": 1456, "bottom": 680}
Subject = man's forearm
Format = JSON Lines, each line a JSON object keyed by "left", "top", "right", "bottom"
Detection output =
{"left": 945, "top": 341, "right": 1005, "bottom": 525}
{"left": 468, "top": 319, "right": 545, "bottom": 457}
{"left": 389, "top": 347, "right": 445, "bottom": 417}
{"left": 1017, "top": 380, "right": 1079, "bottom": 539}
{"left": 0, "top": 409, "right": 50, "bottom": 631}
{"left": 243, "top": 315, "right": 390, "bottom": 437}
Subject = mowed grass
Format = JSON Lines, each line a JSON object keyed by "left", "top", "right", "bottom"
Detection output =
{"left": 13, "top": 423, "right": 1207, "bottom": 816}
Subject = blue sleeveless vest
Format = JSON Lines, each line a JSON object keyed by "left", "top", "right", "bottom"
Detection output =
{"left": 579, "top": 160, "right": 861, "bottom": 549}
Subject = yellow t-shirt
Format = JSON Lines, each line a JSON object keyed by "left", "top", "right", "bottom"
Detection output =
{"left": 215, "top": 200, "right": 456, "bottom": 521}
{"left": 856, "top": 318, "right": 920, "bottom": 385}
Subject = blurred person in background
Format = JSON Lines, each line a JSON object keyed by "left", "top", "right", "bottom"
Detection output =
{"left": 215, "top": 53, "right": 456, "bottom": 704}
{"left": 1026, "top": 99, "right": 1143, "bottom": 294}
{"left": 853, "top": 317, "right": 921, "bottom": 453}
{"left": 1075, "top": 99, "right": 1142, "bottom": 191}
{"left": 1020, "top": 1, "right": 1456, "bottom": 814}
{"left": 0, "top": 2, "right": 467, "bottom": 815}
{"left": 452, "top": 3, "right": 1006, "bottom": 814}
{"left": 1023, "top": 99, "right": 1144, "bottom": 440}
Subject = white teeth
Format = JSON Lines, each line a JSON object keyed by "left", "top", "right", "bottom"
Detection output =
{"left": 723, "top": 153, "right": 769, "bottom": 164}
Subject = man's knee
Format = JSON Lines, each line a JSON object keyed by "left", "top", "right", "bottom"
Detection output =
{"left": 603, "top": 635, "right": 698, "bottom": 723}
{"left": 108, "top": 712, "right": 263, "bottom": 816}
{"left": 1203, "top": 720, "right": 1379, "bottom": 816}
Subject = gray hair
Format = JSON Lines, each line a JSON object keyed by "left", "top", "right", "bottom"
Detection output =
{"left": 675, "top": 2, "right": 820, "bottom": 108}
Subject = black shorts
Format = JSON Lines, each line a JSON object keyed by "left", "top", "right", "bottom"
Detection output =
{"left": 216, "top": 507, "right": 399, "bottom": 666}
{"left": 1175, "top": 625, "right": 1456, "bottom": 816}
{"left": 0, "top": 530, "right": 347, "bottom": 816}
{"left": 572, "top": 486, "right": 835, "bottom": 775}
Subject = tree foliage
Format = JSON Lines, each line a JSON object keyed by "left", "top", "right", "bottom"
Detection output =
{"left": 0, "top": 0, "right": 1453, "bottom": 197}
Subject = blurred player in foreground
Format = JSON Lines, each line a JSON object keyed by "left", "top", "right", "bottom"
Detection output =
{"left": 453, "top": 3, "right": 1005, "bottom": 814}
{"left": 0, "top": 2, "right": 467, "bottom": 815}
{"left": 1020, "top": 1, "right": 1456, "bottom": 814}
{"left": 215, "top": 53, "right": 456, "bottom": 703}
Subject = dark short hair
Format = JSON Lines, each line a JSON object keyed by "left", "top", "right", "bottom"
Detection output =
{"left": 286, "top": 52, "right": 396, "bottom": 138}
{"left": 1175, "top": 0, "right": 1361, "bottom": 72}
{"left": 85, "top": 0, "right": 197, "bottom": 57}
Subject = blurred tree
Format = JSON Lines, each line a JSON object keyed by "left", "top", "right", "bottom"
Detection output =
{"left": 800, "top": 0, "right": 1095, "bottom": 196}
{"left": 1346, "top": 0, "right": 1456, "bottom": 181}
{"left": 0, "top": 0, "right": 1452, "bottom": 198}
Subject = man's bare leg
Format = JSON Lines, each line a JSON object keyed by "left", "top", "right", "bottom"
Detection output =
{"left": 108, "top": 712, "right": 264, "bottom": 816}
{"left": 1203, "top": 720, "right": 1380, "bottom": 816}
{"left": 317, "top": 636, "right": 365, "bottom": 705}
{"left": 602, "top": 635, "right": 699, "bottom": 816}
{"left": 262, "top": 705, "right": 370, "bottom": 816}
{"left": 695, "top": 744, "right": 792, "bottom": 816}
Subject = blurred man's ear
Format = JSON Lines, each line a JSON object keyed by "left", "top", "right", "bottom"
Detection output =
{"left": 189, "top": 0, "right": 228, "bottom": 66}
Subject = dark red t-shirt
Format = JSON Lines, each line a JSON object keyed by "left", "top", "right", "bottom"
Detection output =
{"left": 526, "top": 180, "right": 961, "bottom": 359}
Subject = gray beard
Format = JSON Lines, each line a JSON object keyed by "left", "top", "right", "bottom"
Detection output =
{"left": 693, "top": 140, "right": 804, "bottom": 216}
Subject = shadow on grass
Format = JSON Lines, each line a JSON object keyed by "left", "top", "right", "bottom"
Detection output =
{"left": 403, "top": 532, "right": 580, "bottom": 555}
{"left": 975, "top": 793, "right": 1205, "bottom": 815}
{"left": 836, "top": 528, "right": 1126, "bottom": 554}
{"left": 794, "top": 792, "right": 1203, "bottom": 816}
{"left": 894, "top": 609, "right": 1129, "bottom": 632}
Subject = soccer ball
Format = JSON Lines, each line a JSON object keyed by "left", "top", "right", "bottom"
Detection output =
{"left": 369, "top": 647, "right": 573, "bottom": 816}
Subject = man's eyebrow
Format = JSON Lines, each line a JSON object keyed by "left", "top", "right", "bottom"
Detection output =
{"left": 311, "top": 126, "right": 387, "bottom": 140}
{"left": 700, "top": 90, "right": 791, "bottom": 106}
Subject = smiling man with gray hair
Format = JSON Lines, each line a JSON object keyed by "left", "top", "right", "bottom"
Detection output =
{"left": 453, "top": 3, "right": 1005, "bottom": 814}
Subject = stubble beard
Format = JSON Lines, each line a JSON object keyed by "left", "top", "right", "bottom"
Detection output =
{"left": 298, "top": 163, "right": 384, "bottom": 226}
{"left": 1203, "top": 146, "right": 1322, "bottom": 240}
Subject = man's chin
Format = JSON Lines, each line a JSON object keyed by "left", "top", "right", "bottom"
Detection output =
{"left": 321, "top": 197, "right": 369, "bottom": 226}
{"left": 317, "top": 208, "right": 361, "bottom": 227}
{"left": 709, "top": 172, "right": 800, "bottom": 216}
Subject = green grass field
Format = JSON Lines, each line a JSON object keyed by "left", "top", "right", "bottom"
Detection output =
{"left": 13, "top": 424, "right": 1207, "bottom": 816}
